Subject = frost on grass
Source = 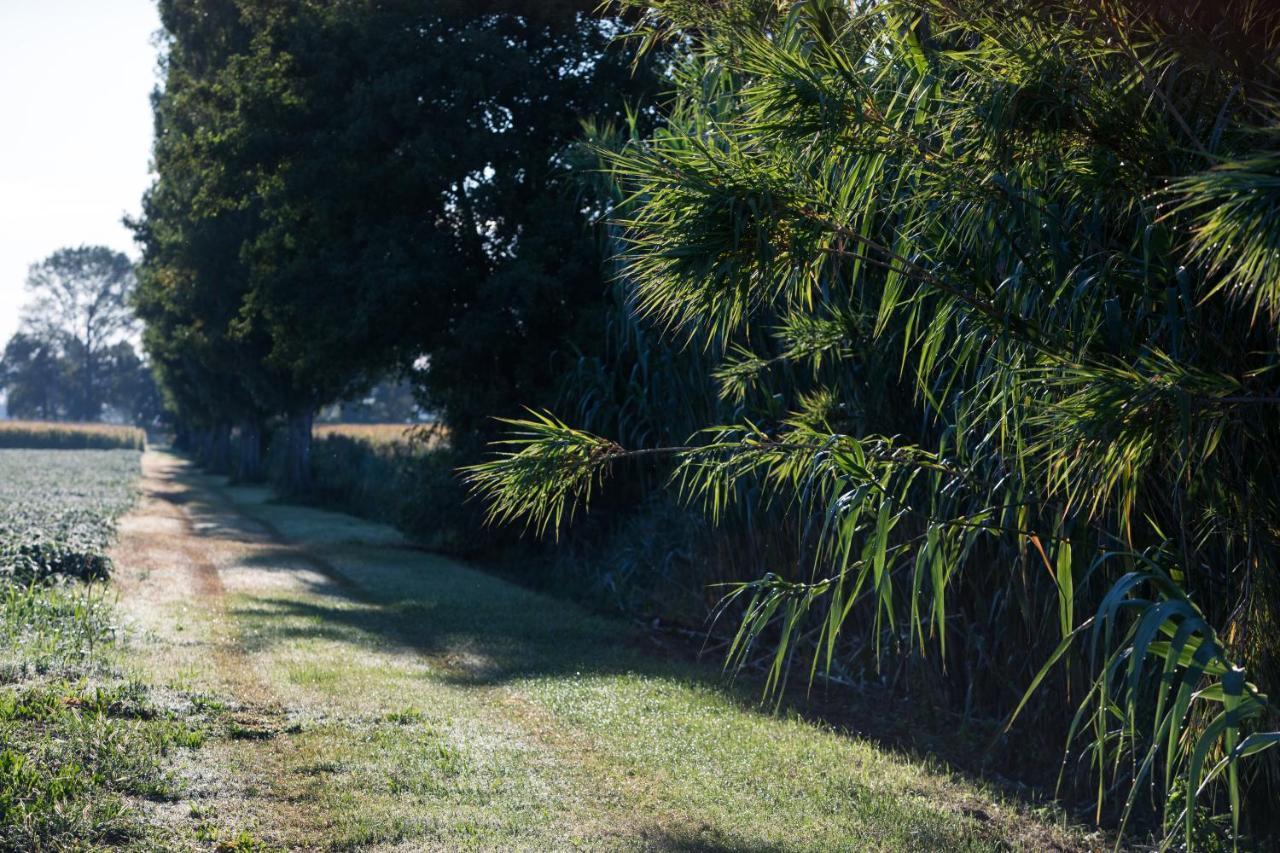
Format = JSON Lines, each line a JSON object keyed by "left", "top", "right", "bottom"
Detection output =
{"left": 0, "top": 449, "right": 140, "bottom": 583}
{"left": 0, "top": 447, "right": 206, "bottom": 849}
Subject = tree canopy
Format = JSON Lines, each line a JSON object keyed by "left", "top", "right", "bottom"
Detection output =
{"left": 135, "top": 0, "right": 661, "bottom": 486}
{"left": 1, "top": 246, "right": 156, "bottom": 424}
{"left": 19, "top": 247, "right": 137, "bottom": 421}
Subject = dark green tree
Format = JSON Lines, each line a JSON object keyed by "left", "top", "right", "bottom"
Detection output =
{"left": 224, "top": 1, "right": 664, "bottom": 478}
{"left": 132, "top": 0, "right": 275, "bottom": 478}
{"left": 101, "top": 341, "right": 166, "bottom": 427}
{"left": 137, "top": 0, "right": 662, "bottom": 493}
{"left": 1, "top": 331, "right": 161, "bottom": 427}
{"left": 20, "top": 247, "right": 136, "bottom": 421}
{"left": 0, "top": 332, "right": 65, "bottom": 420}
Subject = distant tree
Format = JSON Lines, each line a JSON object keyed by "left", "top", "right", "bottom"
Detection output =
{"left": 21, "top": 247, "right": 136, "bottom": 421}
{"left": 0, "top": 332, "right": 65, "bottom": 420}
{"left": 101, "top": 341, "right": 165, "bottom": 426}
{"left": 0, "top": 331, "right": 159, "bottom": 427}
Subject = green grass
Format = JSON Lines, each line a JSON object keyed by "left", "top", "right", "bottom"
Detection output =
{"left": 182, "top": 473, "right": 1093, "bottom": 851}
{"left": 0, "top": 582, "right": 115, "bottom": 680}
{"left": 0, "top": 448, "right": 208, "bottom": 850}
{"left": 0, "top": 445, "right": 1093, "bottom": 850}
{"left": 0, "top": 583, "right": 211, "bottom": 850}
{"left": 0, "top": 445, "right": 1097, "bottom": 849}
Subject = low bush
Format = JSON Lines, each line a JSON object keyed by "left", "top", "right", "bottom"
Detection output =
{"left": 307, "top": 426, "right": 420, "bottom": 521}
{"left": 543, "top": 497, "right": 714, "bottom": 624}
{"left": 0, "top": 421, "right": 145, "bottom": 451}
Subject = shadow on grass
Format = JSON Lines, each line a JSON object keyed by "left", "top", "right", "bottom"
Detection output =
{"left": 224, "top": 543, "right": 673, "bottom": 690}
{"left": 160, "top": 451, "right": 1022, "bottom": 748}
{"left": 152, "top": 449, "right": 1092, "bottom": 847}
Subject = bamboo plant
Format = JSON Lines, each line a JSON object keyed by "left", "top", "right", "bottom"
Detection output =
{"left": 467, "top": 1, "right": 1280, "bottom": 845}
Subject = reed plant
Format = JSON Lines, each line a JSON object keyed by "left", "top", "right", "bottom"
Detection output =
{"left": 467, "top": 1, "right": 1280, "bottom": 845}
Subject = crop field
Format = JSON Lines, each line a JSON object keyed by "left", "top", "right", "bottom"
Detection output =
{"left": 0, "top": 446, "right": 212, "bottom": 850}
{"left": 0, "top": 450, "right": 142, "bottom": 583}
{"left": 0, "top": 420, "right": 145, "bottom": 451}
{"left": 313, "top": 421, "right": 443, "bottom": 449}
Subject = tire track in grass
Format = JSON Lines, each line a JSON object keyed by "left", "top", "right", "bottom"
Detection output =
{"left": 115, "top": 452, "right": 646, "bottom": 849}
{"left": 112, "top": 452, "right": 336, "bottom": 846}
{"left": 192, "top": 467, "right": 665, "bottom": 846}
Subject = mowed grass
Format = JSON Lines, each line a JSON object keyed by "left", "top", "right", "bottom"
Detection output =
{"left": 0, "top": 448, "right": 209, "bottom": 850}
{"left": 0, "top": 420, "right": 145, "bottom": 451}
{"left": 179, "top": 473, "right": 1094, "bottom": 851}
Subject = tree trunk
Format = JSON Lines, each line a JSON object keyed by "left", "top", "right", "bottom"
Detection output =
{"left": 281, "top": 409, "right": 314, "bottom": 494}
{"left": 195, "top": 428, "right": 212, "bottom": 466}
{"left": 234, "top": 418, "right": 264, "bottom": 483}
{"left": 84, "top": 347, "right": 93, "bottom": 421}
{"left": 206, "top": 421, "right": 233, "bottom": 475}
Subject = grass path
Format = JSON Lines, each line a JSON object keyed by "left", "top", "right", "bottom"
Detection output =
{"left": 110, "top": 450, "right": 1093, "bottom": 851}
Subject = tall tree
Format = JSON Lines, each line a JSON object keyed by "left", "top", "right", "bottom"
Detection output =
{"left": 20, "top": 247, "right": 136, "bottom": 421}
{"left": 101, "top": 341, "right": 166, "bottom": 427}
{"left": 0, "top": 332, "right": 64, "bottom": 420}
{"left": 231, "top": 2, "right": 661, "bottom": 468}
{"left": 137, "top": 0, "right": 662, "bottom": 491}
{"left": 132, "top": 0, "right": 275, "bottom": 478}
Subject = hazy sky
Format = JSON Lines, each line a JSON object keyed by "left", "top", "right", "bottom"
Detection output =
{"left": 0, "top": 0, "right": 161, "bottom": 346}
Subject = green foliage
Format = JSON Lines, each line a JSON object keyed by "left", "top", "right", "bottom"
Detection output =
{"left": 546, "top": 495, "right": 715, "bottom": 622}
{"left": 0, "top": 334, "right": 61, "bottom": 422}
{"left": 471, "top": 0, "right": 1280, "bottom": 845}
{"left": 0, "top": 447, "right": 210, "bottom": 849}
{"left": 131, "top": 0, "right": 284, "bottom": 478}
{"left": 0, "top": 585, "right": 207, "bottom": 850}
{"left": 0, "top": 583, "right": 115, "bottom": 681}
{"left": 466, "top": 412, "right": 624, "bottom": 538}
{"left": 1173, "top": 145, "right": 1280, "bottom": 321}
{"left": 136, "top": 0, "right": 665, "bottom": 493}
{"left": 0, "top": 450, "right": 140, "bottom": 584}
{"left": 0, "top": 333, "right": 162, "bottom": 425}
{"left": 7, "top": 246, "right": 141, "bottom": 423}
{"left": 271, "top": 425, "right": 476, "bottom": 554}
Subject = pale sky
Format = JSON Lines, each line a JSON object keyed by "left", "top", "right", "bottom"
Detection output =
{"left": 0, "top": 0, "right": 161, "bottom": 347}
